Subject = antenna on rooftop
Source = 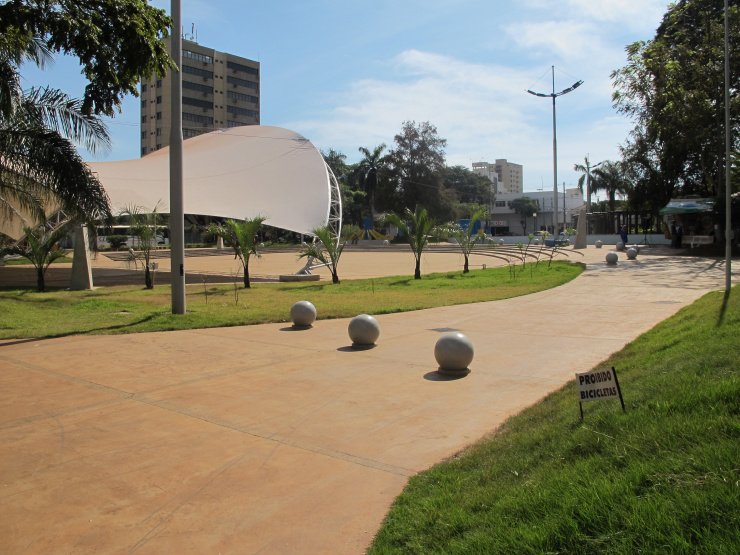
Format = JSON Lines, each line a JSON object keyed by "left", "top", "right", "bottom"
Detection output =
{"left": 184, "top": 23, "right": 198, "bottom": 43}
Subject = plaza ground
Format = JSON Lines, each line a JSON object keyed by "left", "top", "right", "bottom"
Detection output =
{"left": 0, "top": 246, "right": 737, "bottom": 553}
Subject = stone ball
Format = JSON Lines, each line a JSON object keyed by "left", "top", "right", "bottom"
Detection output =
{"left": 626, "top": 247, "right": 638, "bottom": 260}
{"left": 290, "top": 300, "right": 317, "bottom": 327}
{"left": 605, "top": 251, "right": 619, "bottom": 265}
{"left": 595, "top": 240, "right": 603, "bottom": 248}
{"left": 434, "top": 332, "right": 474, "bottom": 373}
{"left": 348, "top": 314, "right": 380, "bottom": 346}
{"left": 383, "top": 240, "right": 390, "bottom": 246}
{"left": 616, "top": 241, "right": 625, "bottom": 251}
{"left": 533, "top": 239, "right": 540, "bottom": 245}
{"left": 498, "top": 238, "right": 505, "bottom": 245}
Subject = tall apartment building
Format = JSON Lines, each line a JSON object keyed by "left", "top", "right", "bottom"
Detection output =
{"left": 140, "top": 38, "right": 260, "bottom": 156}
{"left": 472, "top": 159, "right": 523, "bottom": 194}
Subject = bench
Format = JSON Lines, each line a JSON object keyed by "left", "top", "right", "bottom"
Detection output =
{"left": 688, "top": 235, "right": 713, "bottom": 248}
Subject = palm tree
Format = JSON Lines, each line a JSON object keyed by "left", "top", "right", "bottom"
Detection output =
{"left": 0, "top": 33, "right": 110, "bottom": 227}
{"left": 592, "top": 161, "right": 629, "bottom": 213}
{"left": 356, "top": 144, "right": 386, "bottom": 219}
{"left": 385, "top": 206, "right": 437, "bottom": 279}
{"left": 1, "top": 217, "right": 75, "bottom": 292}
{"left": 121, "top": 204, "right": 165, "bottom": 289}
{"left": 206, "top": 216, "right": 266, "bottom": 288}
{"left": 450, "top": 207, "right": 486, "bottom": 273}
{"left": 509, "top": 197, "right": 538, "bottom": 234}
{"left": 574, "top": 155, "right": 602, "bottom": 210}
{"left": 299, "top": 225, "right": 346, "bottom": 284}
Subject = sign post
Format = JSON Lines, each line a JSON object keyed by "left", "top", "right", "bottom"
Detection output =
{"left": 576, "top": 366, "right": 625, "bottom": 419}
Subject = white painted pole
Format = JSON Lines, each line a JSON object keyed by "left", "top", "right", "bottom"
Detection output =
{"left": 551, "top": 66, "right": 559, "bottom": 236}
{"left": 170, "top": 0, "right": 186, "bottom": 313}
{"left": 724, "top": 0, "right": 732, "bottom": 295}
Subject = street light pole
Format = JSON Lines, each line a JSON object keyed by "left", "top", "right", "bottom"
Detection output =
{"left": 528, "top": 66, "right": 583, "bottom": 238}
{"left": 170, "top": 0, "right": 186, "bottom": 314}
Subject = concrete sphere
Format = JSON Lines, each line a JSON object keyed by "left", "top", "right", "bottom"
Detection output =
{"left": 595, "top": 240, "right": 603, "bottom": 248}
{"left": 533, "top": 238, "right": 540, "bottom": 245}
{"left": 498, "top": 238, "right": 505, "bottom": 246}
{"left": 348, "top": 314, "right": 380, "bottom": 346}
{"left": 383, "top": 239, "right": 390, "bottom": 246}
{"left": 605, "top": 251, "right": 619, "bottom": 265}
{"left": 434, "top": 332, "right": 474, "bottom": 373}
{"left": 626, "top": 247, "right": 638, "bottom": 260}
{"left": 290, "top": 300, "right": 317, "bottom": 327}
{"left": 616, "top": 241, "right": 625, "bottom": 251}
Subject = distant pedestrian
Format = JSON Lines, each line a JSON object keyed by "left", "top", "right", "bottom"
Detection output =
{"left": 670, "top": 220, "right": 677, "bottom": 248}
{"left": 619, "top": 225, "right": 628, "bottom": 246}
{"left": 675, "top": 222, "right": 683, "bottom": 248}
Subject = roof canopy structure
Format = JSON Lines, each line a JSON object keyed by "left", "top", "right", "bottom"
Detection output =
{"left": 659, "top": 198, "right": 714, "bottom": 216}
{"left": 88, "top": 125, "right": 340, "bottom": 236}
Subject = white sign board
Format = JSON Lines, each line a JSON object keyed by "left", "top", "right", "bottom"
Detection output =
{"left": 576, "top": 367, "right": 619, "bottom": 402}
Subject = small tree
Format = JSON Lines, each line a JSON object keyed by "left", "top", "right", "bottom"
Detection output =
{"left": 385, "top": 206, "right": 437, "bottom": 279}
{"left": 121, "top": 204, "right": 165, "bottom": 289}
{"left": 206, "top": 216, "right": 266, "bottom": 288}
{"left": 509, "top": 197, "right": 539, "bottom": 234}
{"left": 299, "top": 225, "right": 346, "bottom": 284}
{"left": 1, "top": 218, "right": 74, "bottom": 291}
{"left": 450, "top": 207, "right": 486, "bottom": 273}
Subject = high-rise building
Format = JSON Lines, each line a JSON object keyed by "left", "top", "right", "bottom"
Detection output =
{"left": 472, "top": 159, "right": 523, "bottom": 194}
{"left": 140, "top": 38, "right": 260, "bottom": 156}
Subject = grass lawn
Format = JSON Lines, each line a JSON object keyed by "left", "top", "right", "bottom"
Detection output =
{"left": 369, "top": 287, "right": 740, "bottom": 554}
{"left": 0, "top": 261, "right": 581, "bottom": 338}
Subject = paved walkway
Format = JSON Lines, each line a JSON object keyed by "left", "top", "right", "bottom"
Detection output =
{"left": 0, "top": 253, "right": 736, "bottom": 554}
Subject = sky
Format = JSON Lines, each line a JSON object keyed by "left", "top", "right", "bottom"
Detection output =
{"left": 21, "top": 0, "right": 672, "bottom": 191}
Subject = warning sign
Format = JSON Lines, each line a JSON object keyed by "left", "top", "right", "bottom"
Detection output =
{"left": 575, "top": 366, "right": 625, "bottom": 419}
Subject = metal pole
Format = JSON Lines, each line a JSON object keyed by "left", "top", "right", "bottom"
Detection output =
{"left": 170, "top": 0, "right": 186, "bottom": 313}
{"left": 724, "top": 0, "right": 732, "bottom": 295}
{"left": 552, "top": 66, "right": 559, "bottom": 236}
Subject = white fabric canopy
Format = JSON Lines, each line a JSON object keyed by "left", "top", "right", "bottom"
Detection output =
{"left": 88, "top": 125, "right": 332, "bottom": 235}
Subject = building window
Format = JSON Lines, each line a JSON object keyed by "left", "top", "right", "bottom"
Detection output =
{"left": 141, "top": 83, "right": 148, "bottom": 92}
{"left": 183, "top": 97, "right": 212, "bottom": 109}
{"left": 183, "top": 49, "right": 213, "bottom": 64}
{"left": 156, "top": 79, "right": 162, "bottom": 88}
{"left": 156, "top": 128, "right": 161, "bottom": 136}
{"left": 183, "top": 112, "right": 213, "bottom": 126}
{"left": 156, "top": 112, "right": 162, "bottom": 120}
{"left": 140, "top": 131, "right": 146, "bottom": 139}
{"left": 156, "top": 96, "right": 162, "bottom": 104}
{"left": 141, "top": 115, "right": 146, "bottom": 123}
{"left": 227, "top": 75, "right": 257, "bottom": 90}
{"left": 227, "top": 91, "right": 258, "bottom": 104}
{"left": 495, "top": 201, "right": 506, "bottom": 207}
{"left": 182, "top": 65, "right": 213, "bottom": 79}
{"left": 141, "top": 147, "right": 147, "bottom": 156}
{"left": 183, "top": 128, "right": 203, "bottom": 138}
{"left": 183, "top": 81, "right": 213, "bottom": 94}
{"left": 227, "top": 60, "right": 258, "bottom": 76}
{"left": 227, "top": 105, "right": 258, "bottom": 118}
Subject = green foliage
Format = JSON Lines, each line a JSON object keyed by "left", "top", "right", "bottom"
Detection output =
{"left": 120, "top": 204, "right": 165, "bottom": 289}
{"left": 592, "top": 160, "right": 630, "bottom": 213}
{"left": 385, "top": 206, "right": 439, "bottom": 279}
{"left": 0, "top": 217, "right": 75, "bottom": 291}
{"left": 0, "top": 0, "right": 173, "bottom": 116}
{"left": 106, "top": 234, "right": 129, "bottom": 250}
{"left": 299, "top": 225, "right": 346, "bottom": 284}
{"left": 356, "top": 143, "right": 389, "bottom": 217}
{"left": 369, "top": 287, "right": 740, "bottom": 554}
{"left": 206, "top": 216, "right": 266, "bottom": 288}
{"left": 612, "top": 0, "right": 740, "bottom": 207}
{"left": 509, "top": 197, "right": 539, "bottom": 234}
{"left": 0, "top": 262, "right": 582, "bottom": 338}
{"left": 448, "top": 207, "right": 486, "bottom": 273}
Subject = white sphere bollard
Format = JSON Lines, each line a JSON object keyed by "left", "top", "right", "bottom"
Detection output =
{"left": 348, "top": 314, "right": 380, "bottom": 346}
{"left": 383, "top": 239, "right": 390, "bottom": 246}
{"left": 626, "top": 247, "right": 638, "bottom": 260}
{"left": 434, "top": 332, "right": 474, "bottom": 375}
{"left": 533, "top": 238, "right": 540, "bottom": 245}
{"left": 605, "top": 251, "right": 619, "bottom": 265}
{"left": 616, "top": 241, "right": 625, "bottom": 251}
{"left": 498, "top": 238, "right": 505, "bottom": 246}
{"left": 290, "top": 301, "right": 317, "bottom": 327}
{"left": 595, "top": 240, "right": 603, "bottom": 248}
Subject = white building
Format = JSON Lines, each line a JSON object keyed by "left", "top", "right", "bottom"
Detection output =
{"left": 487, "top": 189, "right": 585, "bottom": 236}
{"left": 472, "top": 159, "right": 523, "bottom": 194}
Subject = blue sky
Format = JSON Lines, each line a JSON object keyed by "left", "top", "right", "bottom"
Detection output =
{"left": 21, "top": 0, "right": 671, "bottom": 191}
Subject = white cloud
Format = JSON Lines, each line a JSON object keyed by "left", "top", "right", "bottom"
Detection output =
{"left": 281, "top": 49, "right": 630, "bottom": 188}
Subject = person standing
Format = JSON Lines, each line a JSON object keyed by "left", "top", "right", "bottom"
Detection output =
{"left": 670, "top": 220, "right": 677, "bottom": 248}
{"left": 619, "top": 225, "right": 628, "bottom": 246}
{"left": 675, "top": 222, "right": 683, "bottom": 248}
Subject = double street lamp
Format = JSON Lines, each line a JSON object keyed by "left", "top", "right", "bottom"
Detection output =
{"left": 528, "top": 66, "right": 582, "bottom": 235}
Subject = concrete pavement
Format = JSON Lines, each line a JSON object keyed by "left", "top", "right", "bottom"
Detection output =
{"left": 0, "top": 251, "right": 736, "bottom": 554}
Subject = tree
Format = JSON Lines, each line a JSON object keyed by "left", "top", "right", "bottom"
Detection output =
{"left": 387, "top": 121, "right": 448, "bottom": 218}
{"left": 356, "top": 143, "right": 388, "bottom": 218}
{"left": 385, "top": 206, "right": 438, "bottom": 279}
{"left": 121, "top": 204, "right": 165, "bottom": 289}
{"left": 509, "top": 197, "right": 539, "bottom": 234}
{"left": 573, "top": 156, "right": 602, "bottom": 208}
{"left": 207, "top": 216, "right": 266, "bottom": 288}
{"left": 449, "top": 207, "right": 486, "bottom": 273}
{"left": 612, "top": 0, "right": 740, "bottom": 201}
{"left": 1, "top": 217, "right": 74, "bottom": 291}
{"left": 299, "top": 225, "right": 346, "bottom": 284}
{"left": 0, "top": 0, "right": 173, "bottom": 116}
{"left": 592, "top": 161, "right": 629, "bottom": 213}
{"left": 0, "top": 34, "right": 111, "bottom": 225}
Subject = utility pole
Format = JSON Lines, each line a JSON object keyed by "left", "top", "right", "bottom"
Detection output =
{"left": 170, "top": 0, "right": 186, "bottom": 314}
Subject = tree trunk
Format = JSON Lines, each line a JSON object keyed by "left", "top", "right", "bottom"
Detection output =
{"left": 36, "top": 266, "right": 45, "bottom": 292}
{"left": 243, "top": 263, "right": 251, "bottom": 288}
{"left": 331, "top": 271, "right": 340, "bottom": 284}
{"left": 144, "top": 266, "right": 153, "bottom": 289}
{"left": 414, "top": 258, "right": 421, "bottom": 280}
{"left": 463, "top": 256, "right": 469, "bottom": 273}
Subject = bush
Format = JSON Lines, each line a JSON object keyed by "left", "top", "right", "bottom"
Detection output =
{"left": 108, "top": 235, "right": 129, "bottom": 250}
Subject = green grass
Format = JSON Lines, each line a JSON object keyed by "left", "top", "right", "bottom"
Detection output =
{"left": 2, "top": 255, "right": 74, "bottom": 265}
{"left": 369, "top": 287, "right": 740, "bottom": 554}
{"left": 0, "top": 261, "right": 581, "bottom": 338}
